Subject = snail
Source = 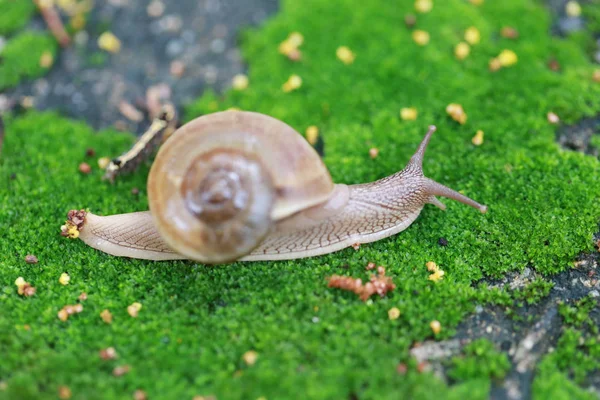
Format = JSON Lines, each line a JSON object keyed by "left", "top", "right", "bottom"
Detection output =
{"left": 62, "top": 110, "right": 487, "bottom": 264}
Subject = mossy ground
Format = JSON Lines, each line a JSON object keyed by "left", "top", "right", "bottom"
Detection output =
{"left": 1, "top": 0, "right": 600, "bottom": 399}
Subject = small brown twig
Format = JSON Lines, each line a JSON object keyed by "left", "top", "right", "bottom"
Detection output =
{"left": 34, "top": 0, "right": 71, "bottom": 47}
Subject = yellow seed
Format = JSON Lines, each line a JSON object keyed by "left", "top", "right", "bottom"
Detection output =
{"left": 39, "top": 51, "right": 54, "bottom": 68}
{"left": 282, "top": 74, "right": 302, "bottom": 93}
{"left": 426, "top": 261, "right": 438, "bottom": 272}
{"left": 454, "top": 42, "right": 470, "bottom": 60}
{"left": 98, "top": 32, "right": 121, "bottom": 53}
{"left": 98, "top": 157, "right": 110, "bottom": 169}
{"left": 388, "top": 307, "right": 401, "bottom": 320}
{"left": 288, "top": 32, "right": 304, "bottom": 47}
{"left": 232, "top": 74, "right": 249, "bottom": 90}
{"left": 593, "top": 69, "right": 600, "bottom": 83}
{"left": 446, "top": 103, "right": 467, "bottom": 124}
{"left": 472, "top": 130, "right": 484, "bottom": 146}
{"left": 127, "top": 302, "right": 142, "bottom": 317}
{"left": 243, "top": 350, "right": 258, "bottom": 366}
{"left": 58, "top": 385, "right": 72, "bottom": 400}
{"left": 414, "top": 0, "right": 433, "bottom": 13}
{"left": 547, "top": 112, "right": 560, "bottom": 124}
{"left": 58, "top": 309, "right": 69, "bottom": 322}
{"left": 305, "top": 126, "right": 319, "bottom": 145}
{"left": 336, "top": 46, "right": 355, "bottom": 65}
{"left": 400, "top": 107, "right": 418, "bottom": 121}
{"left": 464, "top": 27, "right": 480, "bottom": 45}
{"left": 498, "top": 49, "right": 517, "bottom": 67}
{"left": 70, "top": 13, "right": 86, "bottom": 30}
{"left": 67, "top": 224, "right": 79, "bottom": 239}
{"left": 412, "top": 30, "right": 430, "bottom": 46}
{"left": 428, "top": 269, "right": 445, "bottom": 281}
{"left": 489, "top": 57, "right": 502, "bottom": 72}
{"left": 565, "top": 1, "right": 581, "bottom": 17}
{"left": 100, "top": 309, "right": 113, "bottom": 324}
{"left": 15, "top": 277, "right": 26, "bottom": 287}
{"left": 278, "top": 40, "right": 296, "bottom": 56}
{"left": 59, "top": 272, "right": 71, "bottom": 286}
{"left": 369, "top": 147, "right": 379, "bottom": 159}
{"left": 430, "top": 320, "right": 442, "bottom": 334}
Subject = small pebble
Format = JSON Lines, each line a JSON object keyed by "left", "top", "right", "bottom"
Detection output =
{"left": 58, "top": 386, "right": 72, "bottom": 400}
{"left": 78, "top": 292, "right": 88, "bottom": 301}
{"left": 565, "top": 1, "right": 581, "bottom": 17}
{"left": 369, "top": 147, "right": 379, "bottom": 159}
{"left": 454, "top": 42, "right": 470, "bottom": 60}
{"left": 100, "top": 309, "right": 113, "bottom": 324}
{"left": 430, "top": 320, "right": 441, "bottom": 334}
{"left": 366, "top": 262, "right": 376, "bottom": 270}
{"left": 147, "top": 0, "right": 165, "bottom": 17}
{"left": 400, "top": 107, "right": 418, "bottom": 121}
{"left": 98, "top": 32, "right": 121, "bottom": 53}
{"left": 127, "top": 302, "right": 142, "bottom": 318}
{"left": 464, "top": 27, "right": 480, "bottom": 45}
{"left": 592, "top": 69, "right": 600, "bottom": 83}
{"left": 414, "top": 0, "right": 433, "bottom": 13}
{"left": 243, "top": 350, "right": 258, "bottom": 366}
{"left": 170, "top": 60, "right": 186, "bottom": 77}
{"left": 305, "top": 126, "right": 319, "bottom": 145}
{"left": 437, "top": 237, "right": 448, "bottom": 246}
{"left": 500, "top": 26, "right": 519, "bottom": 39}
{"left": 404, "top": 14, "right": 416, "bottom": 28}
{"left": 113, "top": 365, "right": 131, "bottom": 377}
{"left": 78, "top": 162, "right": 91, "bottom": 174}
{"left": 24, "top": 254, "right": 39, "bottom": 264}
{"left": 232, "top": 74, "right": 249, "bottom": 90}
{"left": 336, "top": 46, "right": 355, "bottom": 65}
{"left": 412, "top": 30, "right": 430, "bottom": 46}
{"left": 59, "top": 272, "right": 71, "bottom": 286}
{"left": 547, "top": 112, "right": 560, "bottom": 124}
{"left": 282, "top": 75, "right": 302, "bottom": 92}
{"left": 85, "top": 148, "right": 96, "bottom": 157}
{"left": 133, "top": 390, "right": 148, "bottom": 400}
{"left": 351, "top": 243, "right": 360, "bottom": 250}
{"left": 98, "top": 157, "right": 110, "bottom": 169}
{"left": 131, "top": 187, "right": 140, "bottom": 195}
{"left": 472, "top": 130, "right": 484, "bottom": 146}
{"left": 388, "top": 307, "right": 401, "bottom": 320}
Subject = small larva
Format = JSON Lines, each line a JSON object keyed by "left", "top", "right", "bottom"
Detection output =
{"left": 103, "top": 105, "right": 178, "bottom": 183}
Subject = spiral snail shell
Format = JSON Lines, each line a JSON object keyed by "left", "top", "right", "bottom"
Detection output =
{"left": 64, "top": 110, "right": 487, "bottom": 264}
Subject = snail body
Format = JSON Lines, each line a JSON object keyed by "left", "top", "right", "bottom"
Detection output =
{"left": 66, "top": 111, "right": 487, "bottom": 264}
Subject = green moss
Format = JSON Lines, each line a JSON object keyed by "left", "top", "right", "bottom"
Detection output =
{"left": 0, "top": 32, "right": 58, "bottom": 90}
{"left": 1, "top": 0, "right": 600, "bottom": 398}
{"left": 559, "top": 295, "right": 598, "bottom": 330}
{"left": 447, "top": 339, "right": 510, "bottom": 382}
{"left": 0, "top": 0, "right": 36, "bottom": 35}
{"left": 533, "top": 355, "right": 598, "bottom": 400}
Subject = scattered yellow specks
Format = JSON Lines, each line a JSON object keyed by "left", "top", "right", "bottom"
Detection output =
{"left": 454, "top": 42, "right": 470, "bottom": 60}
{"left": 39, "top": 51, "right": 54, "bottom": 68}
{"left": 426, "top": 261, "right": 445, "bottom": 281}
{"left": 58, "top": 309, "right": 69, "bottom": 322}
{"left": 464, "top": 27, "right": 480, "bottom": 45}
{"left": 428, "top": 269, "right": 445, "bottom": 282}
{"left": 426, "top": 261, "right": 438, "bottom": 272}
{"left": 400, "top": 107, "right": 418, "bottom": 121}
{"left": 369, "top": 147, "right": 379, "bottom": 159}
{"left": 282, "top": 74, "right": 302, "bottom": 92}
{"left": 58, "top": 385, "right": 72, "bottom": 400}
{"left": 446, "top": 103, "right": 467, "bottom": 124}
{"left": 98, "top": 31, "right": 121, "bottom": 53}
{"left": 414, "top": 0, "right": 433, "bottom": 13}
{"left": 98, "top": 157, "right": 110, "bottom": 169}
{"left": 59, "top": 272, "right": 70, "bottom": 286}
{"left": 232, "top": 74, "right": 249, "bottom": 90}
{"left": 565, "top": 1, "right": 581, "bottom": 17}
{"left": 430, "top": 320, "right": 442, "bottom": 334}
{"left": 594, "top": 69, "right": 600, "bottom": 83}
{"left": 127, "top": 302, "right": 142, "bottom": 318}
{"left": 468, "top": 0, "right": 483, "bottom": 5}
{"left": 547, "top": 112, "right": 560, "bottom": 124}
{"left": 279, "top": 32, "right": 304, "bottom": 61}
{"left": 336, "top": 46, "right": 356, "bottom": 65}
{"left": 305, "top": 126, "right": 319, "bottom": 145}
{"left": 472, "top": 130, "right": 484, "bottom": 146}
{"left": 60, "top": 222, "right": 79, "bottom": 239}
{"left": 498, "top": 49, "right": 518, "bottom": 67}
{"left": 412, "top": 30, "right": 430, "bottom": 46}
{"left": 243, "top": 350, "right": 258, "bottom": 366}
{"left": 388, "top": 307, "right": 401, "bottom": 320}
{"left": 57, "top": 304, "right": 83, "bottom": 322}
{"left": 15, "top": 277, "right": 36, "bottom": 296}
{"left": 100, "top": 309, "right": 113, "bottom": 324}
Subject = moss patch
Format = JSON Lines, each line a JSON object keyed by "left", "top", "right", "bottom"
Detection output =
{"left": 447, "top": 339, "right": 511, "bottom": 382}
{"left": 0, "top": 0, "right": 36, "bottom": 35}
{"left": 1, "top": 0, "right": 600, "bottom": 399}
{"left": 0, "top": 32, "right": 58, "bottom": 90}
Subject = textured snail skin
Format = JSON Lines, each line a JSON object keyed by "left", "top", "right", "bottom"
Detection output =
{"left": 74, "top": 114, "right": 487, "bottom": 264}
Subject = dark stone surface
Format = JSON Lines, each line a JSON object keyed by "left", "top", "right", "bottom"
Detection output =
{"left": 2, "top": 0, "right": 278, "bottom": 132}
